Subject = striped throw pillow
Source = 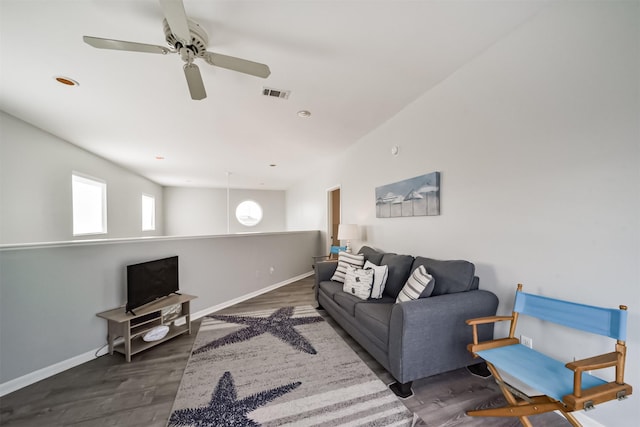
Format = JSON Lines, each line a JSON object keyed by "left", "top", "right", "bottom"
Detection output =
{"left": 396, "top": 265, "right": 435, "bottom": 303}
{"left": 364, "top": 260, "right": 388, "bottom": 299}
{"left": 331, "top": 252, "right": 365, "bottom": 283}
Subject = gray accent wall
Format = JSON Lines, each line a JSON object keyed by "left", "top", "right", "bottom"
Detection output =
{"left": 0, "top": 231, "right": 320, "bottom": 385}
{"left": 0, "top": 112, "right": 164, "bottom": 244}
{"left": 286, "top": 2, "right": 639, "bottom": 425}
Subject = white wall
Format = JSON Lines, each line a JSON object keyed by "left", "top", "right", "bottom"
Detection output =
{"left": 0, "top": 112, "right": 164, "bottom": 244}
{"left": 164, "top": 187, "right": 286, "bottom": 236}
{"left": 287, "top": 2, "right": 639, "bottom": 425}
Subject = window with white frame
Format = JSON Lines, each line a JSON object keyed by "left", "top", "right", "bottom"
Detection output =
{"left": 235, "top": 200, "right": 263, "bottom": 227}
{"left": 72, "top": 173, "right": 107, "bottom": 236}
{"left": 141, "top": 193, "right": 156, "bottom": 231}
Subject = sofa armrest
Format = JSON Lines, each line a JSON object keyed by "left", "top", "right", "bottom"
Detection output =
{"left": 388, "top": 289, "right": 498, "bottom": 383}
{"left": 314, "top": 260, "right": 338, "bottom": 301}
{"left": 315, "top": 260, "right": 338, "bottom": 282}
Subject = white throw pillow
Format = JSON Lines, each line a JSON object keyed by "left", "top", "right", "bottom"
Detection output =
{"left": 396, "top": 265, "right": 435, "bottom": 303}
{"left": 331, "top": 252, "right": 365, "bottom": 283}
{"left": 343, "top": 266, "right": 374, "bottom": 300}
{"left": 364, "top": 260, "right": 388, "bottom": 299}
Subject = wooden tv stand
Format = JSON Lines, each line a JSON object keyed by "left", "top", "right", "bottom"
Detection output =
{"left": 96, "top": 294, "right": 196, "bottom": 362}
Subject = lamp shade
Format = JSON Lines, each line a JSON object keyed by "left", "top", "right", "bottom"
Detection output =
{"left": 337, "top": 224, "right": 358, "bottom": 241}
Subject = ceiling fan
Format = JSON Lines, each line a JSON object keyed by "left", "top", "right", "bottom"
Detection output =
{"left": 83, "top": 0, "right": 270, "bottom": 100}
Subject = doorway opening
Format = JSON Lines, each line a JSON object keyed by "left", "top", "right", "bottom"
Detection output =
{"left": 327, "top": 186, "right": 341, "bottom": 251}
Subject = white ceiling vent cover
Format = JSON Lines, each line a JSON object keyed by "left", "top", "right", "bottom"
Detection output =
{"left": 262, "top": 87, "right": 290, "bottom": 99}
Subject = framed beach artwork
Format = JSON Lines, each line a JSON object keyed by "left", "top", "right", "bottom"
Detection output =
{"left": 375, "top": 172, "right": 440, "bottom": 218}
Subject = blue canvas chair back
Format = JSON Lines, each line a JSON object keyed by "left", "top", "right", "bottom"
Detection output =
{"left": 330, "top": 246, "right": 347, "bottom": 255}
{"left": 514, "top": 291, "right": 627, "bottom": 341}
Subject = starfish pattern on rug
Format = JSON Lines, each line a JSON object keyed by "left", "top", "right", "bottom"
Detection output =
{"left": 193, "top": 306, "right": 324, "bottom": 355}
{"left": 168, "top": 371, "right": 301, "bottom": 427}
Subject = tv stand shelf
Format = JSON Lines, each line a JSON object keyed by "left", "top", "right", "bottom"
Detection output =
{"left": 97, "top": 294, "right": 196, "bottom": 362}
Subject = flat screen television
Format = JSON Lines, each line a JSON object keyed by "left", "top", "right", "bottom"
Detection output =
{"left": 126, "top": 256, "right": 179, "bottom": 314}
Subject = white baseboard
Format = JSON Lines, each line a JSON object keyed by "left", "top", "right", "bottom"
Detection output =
{"left": 0, "top": 271, "right": 314, "bottom": 397}
{"left": 0, "top": 346, "right": 108, "bottom": 397}
{"left": 189, "top": 271, "right": 314, "bottom": 320}
{"left": 571, "top": 411, "right": 607, "bottom": 427}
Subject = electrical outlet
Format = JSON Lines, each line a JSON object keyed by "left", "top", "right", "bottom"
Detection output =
{"left": 521, "top": 335, "right": 533, "bottom": 349}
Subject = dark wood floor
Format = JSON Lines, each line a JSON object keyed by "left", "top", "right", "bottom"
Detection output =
{"left": 0, "top": 276, "right": 570, "bottom": 426}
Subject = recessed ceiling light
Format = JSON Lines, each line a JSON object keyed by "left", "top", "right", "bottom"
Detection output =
{"left": 269, "top": 164, "right": 277, "bottom": 167}
{"left": 297, "top": 110, "right": 311, "bottom": 118}
{"left": 54, "top": 76, "right": 79, "bottom": 87}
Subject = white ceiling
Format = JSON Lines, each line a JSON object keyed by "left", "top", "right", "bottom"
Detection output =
{"left": 0, "top": 0, "right": 548, "bottom": 189}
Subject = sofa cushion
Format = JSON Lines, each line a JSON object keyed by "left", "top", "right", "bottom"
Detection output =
{"left": 333, "top": 291, "right": 362, "bottom": 316}
{"left": 343, "top": 266, "right": 375, "bottom": 300}
{"left": 412, "top": 257, "right": 475, "bottom": 295}
{"left": 396, "top": 265, "right": 435, "bottom": 303}
{"left": 318, "top": 280, "right": 343, "bottom": 299}
{"left": 358, "top": 246, "right": 384, "bottom": 265}
{"left": 331, "top": 252, "right": 365, "bottom": 283}
{"left": 354, "top": 301, "right": 394, "bottom": 348}
{"left": 364, "top": 260, "right": 388, "bottom": 299}
{"left": 380, "top": 253, "right": 414, "bottom": 298}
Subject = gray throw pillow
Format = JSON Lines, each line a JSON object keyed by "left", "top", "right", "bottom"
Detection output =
{"left": 358, "top": 246, "right": 384, "bottom": 265}
{"left": 380, "top": 253, "right": 414, "bottom": 298}
{"left": 412, "top": 257, "right": 475, "bottom": 295}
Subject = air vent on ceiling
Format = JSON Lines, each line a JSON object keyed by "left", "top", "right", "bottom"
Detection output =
{"left": 262, "top": 87, "right": 290, "bottom": 99}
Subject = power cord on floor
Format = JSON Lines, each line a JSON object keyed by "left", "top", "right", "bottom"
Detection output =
{"left": 95, "top": 343, "right": 109, "bottom": 358}
{"left": 95, "top": 335, "right": 121, "bottom": 358}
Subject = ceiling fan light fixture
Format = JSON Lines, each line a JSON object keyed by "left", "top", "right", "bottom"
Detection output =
{"left": 83, "top": 0, "right": 272, "bottom": 101}
{"left": 54, "top": 76, "right": 79, "bottom": 87}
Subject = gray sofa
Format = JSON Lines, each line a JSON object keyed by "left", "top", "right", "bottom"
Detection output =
{"left": 315, "top": 246, "right": 498, "bottom": 397}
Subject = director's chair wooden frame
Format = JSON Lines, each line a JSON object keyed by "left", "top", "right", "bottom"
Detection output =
{"left": 465, "top": 284, "right": 632, "bottom": 427}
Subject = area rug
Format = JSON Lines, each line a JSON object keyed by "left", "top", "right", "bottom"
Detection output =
{"left": 168, "top": 306, "right": 414, "bottom": 426}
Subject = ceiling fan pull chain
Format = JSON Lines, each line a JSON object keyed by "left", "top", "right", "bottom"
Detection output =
{"left": 179, "top": 47, "right": 194, "bottom": 64}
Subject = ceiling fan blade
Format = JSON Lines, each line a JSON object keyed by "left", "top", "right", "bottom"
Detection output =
{"left": 183, "top": 63, "right": 207, "bottom": 100}
{"left": 203, "top": 52, "right": 271, "bottom": 78}
{"left": 159, "top": 0, "right": 191, "bottom": 46}
{"left": 83, "top": 36, "right": 170, "bottom": 54}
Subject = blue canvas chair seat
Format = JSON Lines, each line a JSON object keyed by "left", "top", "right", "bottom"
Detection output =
{"left": 477, "top": 344, "right": 607, "bottom": 402}
{"left": 465, "top": 284, "right": 632, "bottom": 427}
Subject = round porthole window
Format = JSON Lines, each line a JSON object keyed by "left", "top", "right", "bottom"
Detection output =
{"left": 235, "top": 200, "right": 263, "bottom": 227}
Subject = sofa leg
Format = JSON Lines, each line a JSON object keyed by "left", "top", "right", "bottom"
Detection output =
{"left": 467, "top": 361, "right": 492, "bottom": 378}
{"left": 389, "top": 381, "right": 413, "bottom": 398}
